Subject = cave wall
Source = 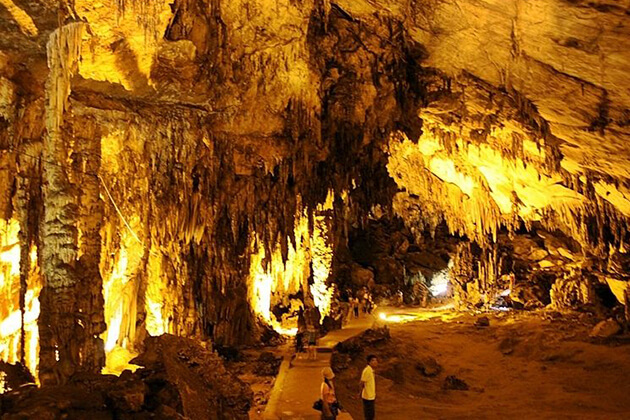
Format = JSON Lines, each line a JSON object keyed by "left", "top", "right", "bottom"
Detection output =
{"left": 1, "top": 0, "right": 630, "bottom": 385}
{"left": 0, "top": 0, "right": 425, "bottom": 382}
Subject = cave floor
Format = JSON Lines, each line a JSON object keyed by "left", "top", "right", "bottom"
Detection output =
{"left": 261, "top": 313, "right": 376, "bottom": 420}
{"left": 334, "top": 308, "right": 630, "bottom": 420}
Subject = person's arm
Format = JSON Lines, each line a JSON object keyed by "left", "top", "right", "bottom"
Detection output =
{"left": 359, "top": 369, "right": 366, "bottom": 398}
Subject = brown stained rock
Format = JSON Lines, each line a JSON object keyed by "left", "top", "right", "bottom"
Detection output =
{"left": 107, "top": 372, "right": 147, "bottom": 412}
{"left": 498, "top": 337, "right": 520, "bottom": 356}
{"left": 253, "top": 352, "right": 282, "bottom": 377}
{"left": 373, "top": 256, "right": 405, "bottom": 285}
{"left": 0, "top": 361, "right": 35, "bottom": 392}
{"left": 415, "top": 357, "right": 442, "bottom": 377}
{"left": 590, "top": 319, "right": 622, "bottom": 338}
{"left": 443, "top": 375, "right": 469, "bottom": 391}
{"left": 350, "top": 264, "right": 375, "bottom": 288}
{"left": 132, "top": 334, "right": 252, "bottom": 420}
{"left": 474, "top": 316, "right": 490, "bottom": 328}
{"left": 0, "top": 336, "right": 251, "bottom": 419}
{"left": 333, "top": 327, "right": 391, "bottom": 357}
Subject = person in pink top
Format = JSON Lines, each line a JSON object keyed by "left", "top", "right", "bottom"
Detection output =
{"left": 320, "top": 367, "right": 338, "bottom": 420}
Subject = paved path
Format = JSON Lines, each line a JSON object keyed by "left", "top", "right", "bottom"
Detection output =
{"left": 263, "top": 314, "right": 376, "bottom": 420}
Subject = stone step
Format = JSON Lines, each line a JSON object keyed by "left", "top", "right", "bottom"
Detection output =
{"left": 290, "top": 358, "right": 331, "bottom": 368}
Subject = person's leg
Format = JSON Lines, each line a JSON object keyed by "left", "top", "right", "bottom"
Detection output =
{"left": 362, "top": 399, "right": 375, "bottom": 420}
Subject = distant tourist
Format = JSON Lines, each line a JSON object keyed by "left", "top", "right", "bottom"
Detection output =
{"left": 295, "top": 307, "right": 307, "bottom": 355}
{"left": 303, "top": 305, "right": 321, "bottom": 360}
{"left": 353, "top": 296, "right": 360, "bottom": 318}
{"left": 320, "top": 367, "right": 339, "bottom": 420}
{"left": 360, "top": 354, "right": 378, "bottom": 420}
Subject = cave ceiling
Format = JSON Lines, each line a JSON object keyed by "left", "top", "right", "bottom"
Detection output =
{"left": 4, "top": 1, "right": 628, "bottom": 233}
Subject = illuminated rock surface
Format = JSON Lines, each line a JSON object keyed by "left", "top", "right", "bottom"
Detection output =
{"left": 0, "top": 0, "right": 630, "bottom": 417}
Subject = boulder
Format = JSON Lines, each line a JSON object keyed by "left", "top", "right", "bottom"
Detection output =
{"left": 107, "top": 371, "right": 147, "bottom": 412}
{"left": 498, "top": 337, "right": 520, "bottom": 355}
{"left": 373, "top": 256, "right": 404, "bottom": 284}
{"left": 254, "top": 352, "right": 282, "bottom": 376}
{"left": 474, "top": 316, "right": 490, "bottom": 327}
{"left": 415, "top": 357, "right": 442, "bottom": 377}
{"left": 590, "top": 319, "right": 622, "bottom": 338}
{"left": 0, "top": 361, "right": 35, "bottom": 392}
{"left": 350, "top": 264, "right": 375, "bottom": 288}
{"left": 443, "top": 375, "right": 469, "bottom": 391}
{"left": 331, "top": 353, "right": 352, "bottom": 372}
{"left": 605, "top": 278, "right": 630, "bottom": 306}
{"left": 333, "top": 327, "right": 390, "bottom": 356}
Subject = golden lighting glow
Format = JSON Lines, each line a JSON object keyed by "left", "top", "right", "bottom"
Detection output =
{"left": 377, "top": 305, "right": 458, "bottom": 324}
{"left": 0, "top": 371, "right": 7, "bottom": 393}
{"left": 1, "top": 219, "right": 23, "bottom": 367}
{"left": 430, "top": 261, "right": 453, "bottom": 297}
{"left": 388, "top": 125, "right": 585, "bottom": 243}
{"left": 101, "top": 222, "right": 144, "bottom": 374}
{"left": 249, "top": 192, "right": 336, "bottom": 334}
{"left": 0, "top": 220, "right": 41, "bottom": 383}
{"left": 249, "top": 208, "right": 310, "bottom": 336}
{"left": 0, "top": 0, "right": 38, "bottom": 37}
{"left": 75, "top": 0, "right": 176, "bottom": 89}
{"left": 311, "top": 190, "right": 335, "bottom": 319}
{"left": 145, "top": 244, "right": 173, "bottom": 337}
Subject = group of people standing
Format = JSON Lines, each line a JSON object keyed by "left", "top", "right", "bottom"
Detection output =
{"left": 295, "top": 305, "right": 321, "bottom": 359}
{"left": 348, "top": 288, "right": 374, "bottom": 319}
{"left": 295, "top": 288, "right": 375, "bottom": 359}
{"left": 316, "top": 354, "right": 379, "bottom": 420}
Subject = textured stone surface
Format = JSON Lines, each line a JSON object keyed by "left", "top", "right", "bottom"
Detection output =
{"left": 590, "top": 318, "right": 622, "bottom": 338}
{"left": 0, "top": 334, "right": 252, "bottom": 419}
{"left": 1, "top": 0, "right": 630, "bottom": 393}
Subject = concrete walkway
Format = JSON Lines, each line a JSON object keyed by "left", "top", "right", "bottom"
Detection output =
{"left": 263, "top": 314, "right": 375, "bottom": 420}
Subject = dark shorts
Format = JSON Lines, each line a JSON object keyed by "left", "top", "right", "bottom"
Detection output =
{"left": 363, "top": 398, "right": 375, "bottom": 420}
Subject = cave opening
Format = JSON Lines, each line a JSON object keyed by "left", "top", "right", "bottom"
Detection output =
{"left": 2, "top": 1, "right": 630, "bottom": 419}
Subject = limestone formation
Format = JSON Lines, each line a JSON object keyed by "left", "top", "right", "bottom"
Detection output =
{"left": 1, "top": 0, "right": 630, "bottom": 409}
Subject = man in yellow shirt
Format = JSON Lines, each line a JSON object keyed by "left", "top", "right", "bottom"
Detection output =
{"left": 359, "top": 354, "right": 378, "bottom": 420}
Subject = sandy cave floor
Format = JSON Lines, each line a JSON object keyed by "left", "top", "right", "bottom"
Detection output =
{"left": 333, "top": 309, "right": 630, "bottom": 420}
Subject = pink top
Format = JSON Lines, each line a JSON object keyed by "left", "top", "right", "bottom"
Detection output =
{"left": 321, "top": 381, "right": 336, "bottom": 404}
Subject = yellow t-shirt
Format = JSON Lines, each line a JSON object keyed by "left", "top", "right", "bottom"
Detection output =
{"left": 361, "top": 365, "right": 376, "bottom": 400}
